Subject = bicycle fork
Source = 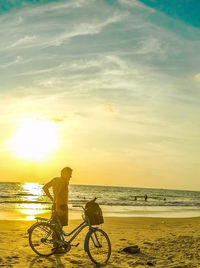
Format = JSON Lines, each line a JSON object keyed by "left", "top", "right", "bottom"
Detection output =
{"left": 84, "top": 228, "right": 102, "bottom": 252}
{"left": 91, "top": 231, "right": 102, "bottom": 248}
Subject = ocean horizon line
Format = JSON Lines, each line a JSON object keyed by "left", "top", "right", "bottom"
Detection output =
{"left": 0, "top": 181, "right": 200, "bottom": 193}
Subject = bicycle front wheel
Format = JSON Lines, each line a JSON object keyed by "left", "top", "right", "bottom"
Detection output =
{"left": 29, "top": 222, "right": 59, "bottom": 256}
{"left": 85, "top": 228, "right": 111, "bottom": 265}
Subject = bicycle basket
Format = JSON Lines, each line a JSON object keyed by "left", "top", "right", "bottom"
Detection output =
{"left": 85, "top": 200, "right": 104, "bottom": 225}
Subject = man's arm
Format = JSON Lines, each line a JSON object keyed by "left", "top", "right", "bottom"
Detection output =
{"left": 43, "top": 180, "right": 54, "bottom": 202}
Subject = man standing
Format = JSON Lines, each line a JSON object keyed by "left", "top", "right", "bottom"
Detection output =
{"left": 43, "top": 166, "right": 72, "bottom": 229}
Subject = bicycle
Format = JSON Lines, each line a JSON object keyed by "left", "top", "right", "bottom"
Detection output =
{"left": 27, "top": 198, "right": 111, "bottom": 265}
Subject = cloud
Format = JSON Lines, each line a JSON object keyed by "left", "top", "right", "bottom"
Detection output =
{"left": 0, "top": 0, "right": 199, "bottom": 189}
{"left": 136, "top": 37, "right": 165, "bottom": 55}
{"left": 194, "top": 73, "right": 200, "bottom": 82}
{"left": 0, "top": 0, "right": 200, "bottom": 129}
{"left": 48, "top": 118, "right": 65, "bottom": 123}
{"left": 49, "top": 11, "right": 126, "bottom": 48}
{"left": 0, "top": 0, "right": 89, "bottom": 15}
{"left": 119, "top": 0, "right": 151, "bottom": 10}
{"left": 35, "top": 116, "right": 65, "bottom": 123}
{"left": 7, "top": 35, "right": 38, "bottom": 49}
{"left": 26, "top": 0, "right": 89, "bottom": 14}
{"left": 41, "top": 15, "right": 123, "bottom": 48}
{"left": 0, "top": 56, "right": 22, "bottom": 68}
{"left": 102, "top": 104, "right": 118, "bottom": 114}
{"left": 1, "top": 1, "right": 126, "bottom": 52}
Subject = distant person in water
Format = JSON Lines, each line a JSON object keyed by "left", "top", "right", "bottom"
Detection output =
{"left": 134, "top": 196, "right": 137, "bottom": 201}
{"left": 43, "top": 167, "right": 72, "bottom": 252}
{"left": 144, "top": 194, "right": 148, "bottom": 201}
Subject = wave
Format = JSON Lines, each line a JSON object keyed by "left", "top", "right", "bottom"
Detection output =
{"left": 14, "top": 193, "right": 38, "bottom": 196}
{"left": 1, "top": 182, "right": 200, "bottom": 212}
{"left": 1, "top": 200, "right": 200, "bottom": 207}
{"left": 98, "top": 202, "right": 200, "bottom": 207}
{"left": 0, "top": 201, "right": 50, "bottom": 204}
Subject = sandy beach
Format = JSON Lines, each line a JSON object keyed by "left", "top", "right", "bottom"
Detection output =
{"left": 0, "top": 216, "right": 200, "bottom": 267}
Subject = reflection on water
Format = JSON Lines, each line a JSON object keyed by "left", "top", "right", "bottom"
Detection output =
{"left": 19, "top": 183, "right": 49, "bottom": 220}
{"left": 22, "top": 182, "right": 43, "bottom": 197}
{"left": 25, "top": 216, "right": 36, "bottom": 220}
{"left": 17, "top": 203, "right": 49, "bottom": 219}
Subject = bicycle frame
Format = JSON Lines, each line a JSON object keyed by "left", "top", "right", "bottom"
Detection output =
{"left": 59, "top": 220, "right": 89, "bottom": 245}
{"left": 35, "top": 217, "right": 94, "bottom": 247}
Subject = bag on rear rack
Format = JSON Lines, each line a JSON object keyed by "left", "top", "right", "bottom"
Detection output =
{"left": 85, "top": 200, "right": 104, "bottom": 225}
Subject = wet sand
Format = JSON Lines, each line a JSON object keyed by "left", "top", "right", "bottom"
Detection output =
{"left": 0, "top": 217, "right": 200, "bottom": 267}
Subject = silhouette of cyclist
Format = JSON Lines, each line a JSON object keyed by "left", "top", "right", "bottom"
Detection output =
{"left": 43, "top": 167, "right": 72, "bottom": 228}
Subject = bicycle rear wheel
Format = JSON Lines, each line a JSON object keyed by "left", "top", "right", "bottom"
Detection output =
{"left": 29, "top": 222, "right": 59, "bottom": 256}
{"left": 85, "top": 228, "right": 111, "bottom": 265}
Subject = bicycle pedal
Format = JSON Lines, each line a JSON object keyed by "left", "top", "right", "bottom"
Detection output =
{"left": 71, "top": 243, "right": 80, "bottom": 247}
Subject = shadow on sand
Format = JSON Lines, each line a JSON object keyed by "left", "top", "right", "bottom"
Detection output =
{"left": 29, "top": 255, "right": 65, "bottom": 268}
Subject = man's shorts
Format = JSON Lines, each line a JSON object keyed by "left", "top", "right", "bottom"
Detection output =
{"left": 51, "top": 203, "right": 68, "bottom": 226}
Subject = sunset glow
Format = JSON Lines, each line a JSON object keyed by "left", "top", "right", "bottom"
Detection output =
{"left": 11, "top": 119, "right": 58, "bottom": 161}
{"left": 0, "top": 0, "right": 200, "bottom": 189}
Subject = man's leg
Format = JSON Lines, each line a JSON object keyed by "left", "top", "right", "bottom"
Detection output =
{"left": 51, "top": 205, "right": 60, "bottom": 248}
{"left": 52, "top": 206, "right": 68, "bottom": 253}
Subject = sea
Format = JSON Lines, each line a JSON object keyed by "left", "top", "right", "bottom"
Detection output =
{"left": 1, "top": 182, "right": 200, "bottom": 220}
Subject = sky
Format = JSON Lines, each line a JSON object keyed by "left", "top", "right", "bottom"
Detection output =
{"left": 0, "top": 0, "right": 200, "bottom": 190}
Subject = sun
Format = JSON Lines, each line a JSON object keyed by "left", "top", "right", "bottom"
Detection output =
{"left": 11, "top": 118, "right": 58, "bottom": 161}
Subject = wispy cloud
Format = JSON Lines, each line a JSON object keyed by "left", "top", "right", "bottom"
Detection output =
{"left": 194, "top": 73, "right": 200, "bottom": 82}
{"left": 135, "top": 37, "right": 165, "bottom": 55}
{"left": 26, "top": 0, "right": 90, "bottom": 14}
{"left": 41, "top": 13, "right": 125, "bottom": 48}
{"left": 0, "top": 0, "right": 200, "bottom": 187}
{"left": 0, "top": 56, "right": 22, "bottom": 68}
{"left": 102, "top": 103, "right": 118, "bottom": 115}
{"left": 1, "top": 1, "right": 126, "bottom": 52}
{"left": 119, "top": 0, "right": 151, "bottom": 9}
{"left": 36, "top": 116, "right": 65, "bottom": 123}
{"left": 49, "top": 117, "right": 65, "bottom": 123}
{"left": 7, "top": 36, "right": 38, "bottom": 49}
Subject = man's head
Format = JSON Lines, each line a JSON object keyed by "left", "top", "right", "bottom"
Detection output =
{"left": 61, "top": 167, "right": 72, "bottom": 180}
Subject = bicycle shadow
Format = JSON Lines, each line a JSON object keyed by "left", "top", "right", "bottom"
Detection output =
{"left": 29, "top": 255, "right": 66, "bottom": 268}
{"left": 29, "top": 255, "right": 107, "bottom": 268}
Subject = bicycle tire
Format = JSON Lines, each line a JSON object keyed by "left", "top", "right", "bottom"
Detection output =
{"left": 29, "top": 222, "right": 59, "bottom": 256}
{"left": 85, "top": 228, "right": 111, "bottom": 265}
